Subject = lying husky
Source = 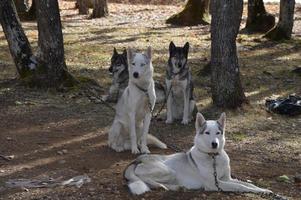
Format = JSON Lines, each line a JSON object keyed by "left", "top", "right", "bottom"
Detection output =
{"left": 102, "top": 48, "right": 166, "bottom": 103}
{"left": 124, "top": 113, "right": 273, "bottom": 195}
{"left": 108, "top": 47, "right": 167, "bottom": 154}
{"left": 166, "top": 42, "right": 197, "bottom": 125}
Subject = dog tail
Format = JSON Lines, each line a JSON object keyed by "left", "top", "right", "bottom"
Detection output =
{"left": 124, "top": 162, "right": 150, "bottom": 195}
{"left": 147, "top": 134, "right": 167, "bottom": 149}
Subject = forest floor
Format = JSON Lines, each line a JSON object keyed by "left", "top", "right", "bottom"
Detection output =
{"left": 0, "top": 1, "right": 301, "bottom": 200}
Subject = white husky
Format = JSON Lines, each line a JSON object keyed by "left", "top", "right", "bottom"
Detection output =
{"left": 124, "top": 112, "right": 273, "bottom": 195}
{"left": 108, "top": 47, "right": 167, "bottom": 154}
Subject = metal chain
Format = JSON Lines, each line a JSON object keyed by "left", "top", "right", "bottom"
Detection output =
{"left": 152, "top": 85, "right": 173, "bottom": 120}
{"left": 212, "top": 155, "right": 223, "bottom": 192}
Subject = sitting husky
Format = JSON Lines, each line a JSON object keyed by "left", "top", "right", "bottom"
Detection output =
{"left": 124, "top": 112, "right": 273, "bottom": 195}
{"left": 108, "top": 47, "right": 167, "bottom": 154}
{"left": 165, "top": 42, "right": 197, "bottom": 125}
{"left": 102, "top": 48, "right": 166, "bottom": 103}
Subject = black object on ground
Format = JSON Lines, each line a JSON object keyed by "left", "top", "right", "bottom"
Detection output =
{"left": 265, "top": 95, "right": 301, "bottom": 116}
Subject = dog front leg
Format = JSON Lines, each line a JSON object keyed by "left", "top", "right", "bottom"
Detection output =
{"left": 140, "top": 113, "right": 151, "bottom": 154}
{"left": 181, "top": 89, "right": 190, "bottom": 125}
{"left": 209, "top": 180, "right": 272, "bottom": 194}
{"left": 165, "top": 81, "right": 173, "bottom": 124}
{"left": 129, "top": 113, "right": 140, "bottom": 154}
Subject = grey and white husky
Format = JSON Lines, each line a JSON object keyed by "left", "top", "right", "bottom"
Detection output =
{"left": 102, "top": 48, "right": 166, "bottom": 103}
{"left": 108, "top": 47, "right": 167, "bottom": 154}
{"left": 124, "top": 113, "right": 273, "bottom": 195}
{"left": 165, "top": 42, "right": 197, "bottom": 125}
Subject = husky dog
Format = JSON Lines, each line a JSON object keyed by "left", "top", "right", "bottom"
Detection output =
{"left": 124, "top": 113, "right": 273, "bottom": 195}
{"left": 108, "top": 47, "right": 167, "bottom": 154}
{"left": 166, "top": 42, "right": 197, "bottom": 125}
{"left": 103, "top": 48, "right": 166, "bottom": 103}
{"left": 102, "top": 48, "right": 128, "bottom": 102}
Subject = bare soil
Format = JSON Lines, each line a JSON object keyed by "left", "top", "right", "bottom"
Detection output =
{"left": 0, "top": 1, "right": 300, "bottom": 200}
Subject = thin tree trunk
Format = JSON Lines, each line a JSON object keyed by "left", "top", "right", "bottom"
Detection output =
{"left": 210, "top": 0, "right": 246, "bottom": 108}
{"left": 35, "top": 0, "right": 76, "bottom": 87}
{"left": 0, "top": 0, "right": 36, "bottom": 78}
{"left": 78, "top": 0, "right": 89, "bottom": 15}
{"left": 265, "top": 0, "right": 295, "bottom": 40}
{"left": 25, "top": 0, "right": 36, "bottom": 20}
{"left": 166, "top": 0, "right": 209, "bottom": 26}
{"left": 91, "top": 0, "right": 108, "bottom": 18}
{"left": 244, "top": 0, "right": 275, "bottom": 33}
{"left": 13, "top": 0, "right": 27, "bottom": 13}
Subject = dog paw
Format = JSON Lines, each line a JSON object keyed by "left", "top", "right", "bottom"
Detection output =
{"left": 140, "top": 146, "right": 150, "bottom": 154}
{"left": 261, "top": 189, "right": 273, "bottom": 194}
{"left": 181, "top": 119, "right": 189, "bottom": 125}
{"left": 131, "top": 147, "right": 140, "bottom": 154}
{"left": 165, "top": 119, "right": 173, "bottom": 124}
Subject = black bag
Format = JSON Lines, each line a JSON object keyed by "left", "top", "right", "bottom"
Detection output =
{"left": 265, "top": 95, "right": 301, "bottom": 116}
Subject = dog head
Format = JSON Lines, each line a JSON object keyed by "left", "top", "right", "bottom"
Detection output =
{"left": 109, "top": 48, "right": 128, "bottom": 75}
{"left": 168, "top": 41, "right": 189, "bottom": 74}
{"left": 194, "top": 113, "right": 226, "bottom": 154}
{"left": 127, "top": 47, "right": 153, "bottom": 84}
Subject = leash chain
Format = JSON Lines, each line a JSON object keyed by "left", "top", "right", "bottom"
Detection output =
{"left": 212, "top": 155, "right": 223, "bottom": 192}
{"left": 152, "top": 85, "right": 173, "bottom": 120}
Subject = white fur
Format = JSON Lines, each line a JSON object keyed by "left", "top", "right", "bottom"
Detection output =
{"left": 124, "top": 113, "right": 273, "bottom": 195}
{"left": 128, "top": 181, "right": 150, "bottom": 195}
{"left": 108, "top": 47, "right": 166, "bottom": 154}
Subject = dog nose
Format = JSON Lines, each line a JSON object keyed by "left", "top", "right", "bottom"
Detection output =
{"left": 178, "top": 64, "right": 182, "bottom": 68}
{"left": 211, "top": 142, "right": 218, "bottom": 149}
{"left": 133, "top": 72, "right": 139, "bottom": 78}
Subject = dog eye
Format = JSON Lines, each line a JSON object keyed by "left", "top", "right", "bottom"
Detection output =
{"left": 205, "top": 132, "right": 210, "bottom": 135}
{"left": 216, "top": 131, "right": 221, "bottom": 135}
{"left": 131, "top": 63, "right": 135, "bottom": 66}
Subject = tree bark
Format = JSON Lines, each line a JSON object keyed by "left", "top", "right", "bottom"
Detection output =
{"left": 244, "top": 0, "right": 275, "bottom": 33}
{"left": 0, "top": 0, "right": 36, "bottom": 78}
{"left": 78, "top": 0, "right": 89, "bottom": 15}
{"left": 265, "top": 0, "right": 295, "bottom": 40}
{"left": 166, "top": 0, "right": 209, "bottom": 26}
{"left": 91, "top": 0, "right": 108, "bottom": 18}
{"left": 34, "top": 0, "right": 76, "bottom": 87}
{"left": 210, "top": 0, "right": 246, "bottom": 108}
{"left": 25, "top": 0, "right": 36, "bottom": 20}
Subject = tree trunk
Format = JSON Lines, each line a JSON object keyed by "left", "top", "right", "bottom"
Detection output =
{"left": 13, "top": 0, "right": 28, "bottom": 13}
{"left": 265, "top": 0, "right": 295, "bottom": 40}
{"left": 78, "top": 0, "right": 89, "bottom": 15}
{"left": 25, "top": 0, "right": 36, "bottom": 20}
{"left": 244, "top": 0, "right": 275, "bottom": 33}
{"left": 35, "top": 0, "right": 76, "bottom": 87}
{"left": 166, "top": 0, "right": 209, "bottom": 26}
{"left": 210, "top": 0, "right": 246, "bottom": 108}
{"left": 91, "top": 0, "right": 108, "bottom": 18}
{"left": 0, "top": 0, "right": 36, "bottom": 78}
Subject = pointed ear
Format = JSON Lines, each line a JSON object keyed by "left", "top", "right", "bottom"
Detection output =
{"left": 113, "top": 47, "right": 118, "bottom": 56}
{"left": 195, "top": 112, "right": 206, "bottom": 130}
{"left": 169, "top": 41, "right": 176, "bottom": 54}
{"left": 127, "top": 47, "right": 134, "bottom": 62}
{"left": 146, "top": 46, "right": 152, "bottom": 59}
{"left": 217, "top": 112, "right": 226, "bottom": 129}
{"left": 123, "top": 48, "right": 127, "bottom": 57}
{"left": 183, "top": 42, "right": 189, "bottom": 56}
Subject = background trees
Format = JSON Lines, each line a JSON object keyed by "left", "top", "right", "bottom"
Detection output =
{"left": 91, "top": 0, "right": 109, "bottom": 18}
{"left": 210, "top": 0, "right": 246, "bottom": 108}
{"left": 166, "top": 0, "right": 209, "bottom": 26}
{"left": 244, "top": 0, "right": 275, "bottom": 33}
{"left": 265, "top": 0, "right": 296, "bottom": 40}
{"left": 0, "top": 0, "right": 75, "bottom": 88}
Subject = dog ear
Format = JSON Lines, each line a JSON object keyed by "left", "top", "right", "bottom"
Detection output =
{"left": 183, "top": 42, "right": 189, "bottom": 56}
{"left": 169, "top": 41, "right": 176, "bottom": 54}
{"left": 146, "top": 46, "right": 152, "bottom": 59}
{"left": 122, "top": 48, "right": 127, "bottom": 57}
{"left": 127, "top": 47, "right": 134, "bottom": 62}
{"left": 195, "top": 112, "right": 206, "bottom": 131}
{"left": 113, "top": 47, "right": 118, "bottom": 56}
{"left": 217, "top": 112, "right": 226, "bottom": 129}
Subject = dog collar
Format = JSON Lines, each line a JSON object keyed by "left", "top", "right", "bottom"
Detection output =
{"left": 195, "top": 146, "right": 219, "bottom": 157}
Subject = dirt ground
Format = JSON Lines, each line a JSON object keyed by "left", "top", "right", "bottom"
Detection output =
{"left": 0, "top": 1, "right": 301, "bottom": 200}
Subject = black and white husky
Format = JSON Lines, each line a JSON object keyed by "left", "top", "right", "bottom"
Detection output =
{"left": 165, "top": 42, "right": 197, "bottom": 125}
{"left": 108, "top": 47, "right": 167, "bottom": 154}
{"left": 124, "top": 113, "right": 273, "bottom": 195}
{"left": 102, "top": 48, "right": 165, "bottom": 103}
